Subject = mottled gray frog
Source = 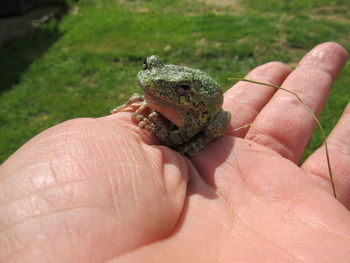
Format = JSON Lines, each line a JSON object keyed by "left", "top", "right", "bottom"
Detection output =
{"left": 111, "top": 55, "right": 231, "bottom": 156}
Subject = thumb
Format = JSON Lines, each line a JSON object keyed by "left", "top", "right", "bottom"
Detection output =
{"left": 0, "top": 114, "right": 189, "bottom": 262}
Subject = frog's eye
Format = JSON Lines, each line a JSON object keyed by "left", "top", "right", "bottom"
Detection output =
{"left": 176, "top": 84, "right": 192, "bottom": 95}
{"left": 143, "top": 58, "right": 148, "bottom": 70}
{"left": 142, "top": 55, "right": 163, "bottom": 70}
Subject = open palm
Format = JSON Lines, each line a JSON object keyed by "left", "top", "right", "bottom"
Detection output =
{"left": 1, "top": 42, "right": 350, "bottom": 263}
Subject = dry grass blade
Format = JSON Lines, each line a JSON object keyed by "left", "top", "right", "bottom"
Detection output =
{"left": 229, "top": 77, "right": 337, "bottom": 199}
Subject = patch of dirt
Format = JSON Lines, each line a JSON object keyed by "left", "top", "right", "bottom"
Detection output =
{"left": 193, "top": 37, "right": 224, "bottom": 56}
{"left": 195, "top": 0, "right": 243, "bottom": 9}
{"left": 187, "top": 0, "right": 244, "bottom": 14}
{"left": 310, "top": 5, "right": 350, "bottom": 23}
{"left": 116, "top": 0, "right": 150, "bottom": 13}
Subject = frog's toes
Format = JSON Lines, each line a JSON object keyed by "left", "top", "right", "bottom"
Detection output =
{"left": 136, "top": 115, "right": 159, "bottom": 134}
{"left": 134, "top": 113, "right": 169, "bottom": 141}
{"left": 177, "top": 143, "right": 197, "bottom": 156}
{"left": 177, "top": 136, "right": 212, "bottom": 156}
{"left": 134, "top": 113, "right": 145, "bottom": 121}
{"left": 111, "top": 93, "right": 144, "bottom": 114}
{"left": 136, "top": 115, "right": 154, "bottom": 129}
{"left": 148, "top": 111, "right": 160, "bottom": 122}
{"left": 148, "top": 112, "right": 168, "bottom": 128}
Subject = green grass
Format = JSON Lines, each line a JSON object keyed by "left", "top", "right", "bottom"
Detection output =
{"left": 0, "top": 0, "right": 349, "bottom": 162}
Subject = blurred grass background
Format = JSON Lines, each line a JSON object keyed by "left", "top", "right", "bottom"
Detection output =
{"left": 0, "top": 0, "right": 349, "bottom": 163}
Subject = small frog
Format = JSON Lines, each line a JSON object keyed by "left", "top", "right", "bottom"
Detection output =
{"left": 112, "top": 55, "right": 231, "bottom": 156}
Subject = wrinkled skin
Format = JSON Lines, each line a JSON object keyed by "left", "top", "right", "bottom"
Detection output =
{"left": 1, "top": 42, "right": 350, "bottom": 263}
{"left": 112, "top": 55, "right": 231, "bottom": 155}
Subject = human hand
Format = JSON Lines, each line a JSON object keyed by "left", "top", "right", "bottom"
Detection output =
{"left": 1, "top": 42, "right": 350, "bottom": 263}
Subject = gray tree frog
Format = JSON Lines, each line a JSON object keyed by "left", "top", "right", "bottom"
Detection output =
{"left": 111, "top": 55, "right": 231, "bottom": 156}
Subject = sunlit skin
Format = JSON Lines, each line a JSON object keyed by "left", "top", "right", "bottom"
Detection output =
{"left": 1, "top": 42, "right": 350, "bottom": 263}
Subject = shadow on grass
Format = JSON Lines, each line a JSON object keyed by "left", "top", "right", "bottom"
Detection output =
{"left": 0, "top": 7, "right": 68, "bottom": 94}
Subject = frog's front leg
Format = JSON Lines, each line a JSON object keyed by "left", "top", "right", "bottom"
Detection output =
{"left": 162, "top": 128, "right": 197, "bottom": 147}
{"left": 135, "top": 111, "right": 170, "bottom": 141}
{"left": 111, "top": 93, "right": 144, "bottom": 114}
{"left": 178, "top": 109, "right": 231, "bottom": 156}
{"left": 135, "top": 111, "right": 194, "bottom": 147}
{"left": 112, "top": 94, "right": 170, "bottom": 140}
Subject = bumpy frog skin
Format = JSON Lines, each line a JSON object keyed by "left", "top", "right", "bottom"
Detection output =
{"left": 111, "top": 55, "right": 231, "bottom": 156}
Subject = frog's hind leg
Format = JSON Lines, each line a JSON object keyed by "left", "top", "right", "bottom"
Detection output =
{"left": 204, "top": 109, "right": 231, "bottom": 138}
{"left": 177, "top": 134, "right": 212, "bottom": 156}
{"left": 111, "top": 93, "right": 144, "bottom": 114}
{"left": 177, "top": 109, "right": 231, "bottom": 156}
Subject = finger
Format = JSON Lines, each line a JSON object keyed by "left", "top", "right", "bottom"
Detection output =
{"left": 224, "top": 62, "right": 291, "bottom": 137}
{"left": 245, "top": 42, "right": 348, "bottom": 163}
{"left": 302, "top": 102, "right": 350, "bottom": 207}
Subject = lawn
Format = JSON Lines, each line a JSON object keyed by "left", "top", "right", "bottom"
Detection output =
{"left": 0, "top": 0, "right": 349, "bottom": 163}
